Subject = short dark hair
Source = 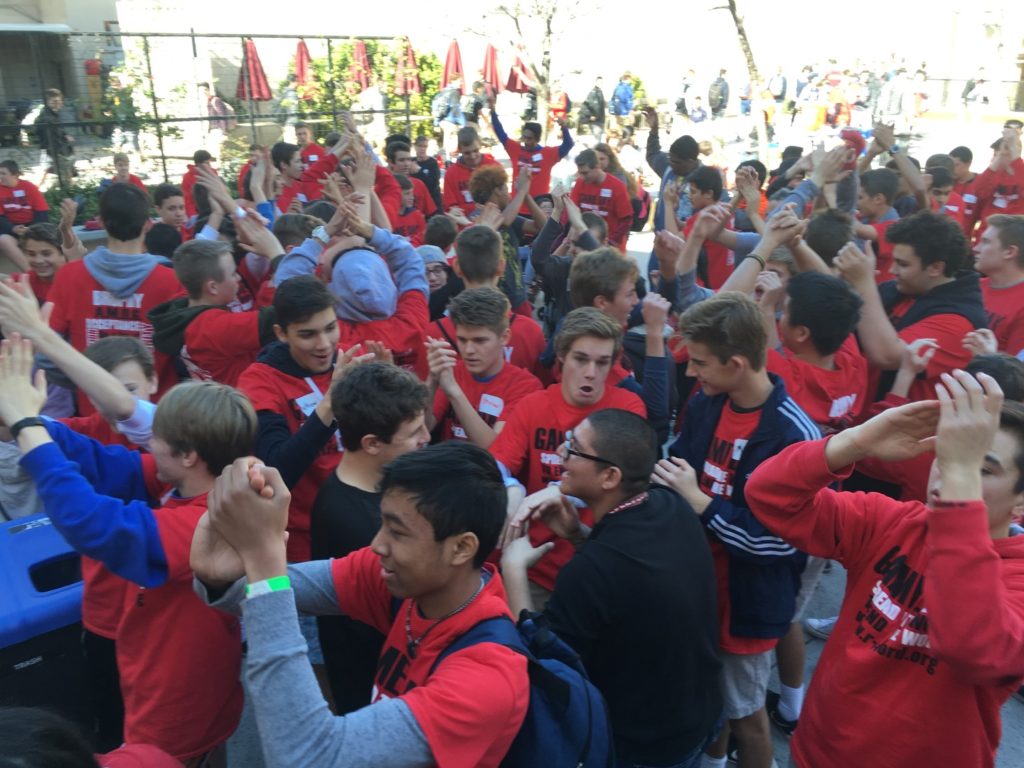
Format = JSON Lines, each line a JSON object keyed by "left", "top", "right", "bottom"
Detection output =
{"left": 688, "top": 165, "right": 723, "bottom": 199}
{"left": 393, "top": 172, "right": 413, "bottom": 192}
{"left": 0, "top": 159, "right": 20, "bottom": 175}
{"left": 569, "top": 247, "right": 638, "bottom": 308}
{"left": 271, "top": 142, "right": 299, "bottom": 171}
{"left": 193, "top": 149, "right": 212, "bottom": 165}
{"left": 928, "top": 167, "right": 954, "bottom": 189}
{"left": 737, "top": 159, "right": 767, "bottom": 186}
{"left": 679, "top": 291, "right": 766, "bottom": 370}
{"left": 967, "top": 354, "right": 1024, "bottom": 402}
{"left": 379, "top": 442, "right": 506, "bottom": 567}
{"left": 425, "top": 215, "right": 457, "bottom": 251}
{"left": 0, "top": 706, "right": 99, "bottom": 768}
{"left": 386, "top": 133, "right": 412, "bottom": 148}
{"left": 386, "top": 141, "right": 412, "bottom": 163}
{"left": 448, "top": 286, "right": 510, "bottom": 336}
{"left": 554, "top": 307, "right": 624, "bottom": 361}
{"left": 153, "top": 183, "right": 183, "bottom": 207}
{"left": 949, "top": 146, "right": 973, "bottom": 164}
{"left": 861, "top": 168, "right": 899, "bottom": 205}
{"left": 99, "top": 183, "right": 151, "bottom": 241}
{"left": 274, "top": 275, "right": 335, "bottom": 328}
{"left": 886, "top": 210, "right": 968, "bottom": 276}
{"left": 997, "top": 400, "right": 1024, "bottom": 493}
{"left": 669, "top": 135, "right": 699, "bottom": 160}
{"left": 586, "top": 409, "right": 658, "bottom": 495}
{"left": 144, "top": 222, "right": 183, "bottom": 259}
{"left": 173, "top": 239, "right": 231, "bottom": 299}
{"left": 456, "top": 126, "right": 479, "bottom": 148}
{"left": 786, "top": 272, "right": 863, "bottom": 355}
{"left": 273, "top": 213, "right": 319, "bottom": 248}
{"left": 575, "top": 148, "right": 598, "bottom": 169}
{"left": 581, "top": 212, "right": 608, "bottom": 241}
{"left": 804, "top": 209, "right": 853, "bottom": 266}
{"left": 925, "top": 154, "right": 954, "bottom": 173}
{"left": 455, "top": 225, "right": 502, "bottom": 282}
{"left": 332, "top": 363, "right": 428, "bottom": 452}
{"left": 83, "top": 335, "right": 155, "bottom": 379}
{"left": 522, "top": 121, "right": 542, "bottom": 140}
{"left": 302, "top": 200, "right": 336, "bottom": 221}
{"left": 20, "top": 222, "right": 61, "bottom": 250}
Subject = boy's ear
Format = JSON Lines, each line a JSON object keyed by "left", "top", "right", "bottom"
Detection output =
{"left": 272, "top": 323, "right": 287, "bottom": 343}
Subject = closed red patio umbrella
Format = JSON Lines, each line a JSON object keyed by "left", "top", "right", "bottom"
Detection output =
{"left": 394, "top": 39, "right": 421, "bottom": 96}
{"left": 295, "top": 39, "right": 312, "bottom": 89}
{"left": 505, "top": 54, "right": 533, "bottom": 94}
{"left": 481, "top": 43, "right": 503, "bottom": 97}
{"left": 350, "top": 40, "right": 371, "bottom": 91}
{"left": 442, "top": 39, "right": 464, "bottom": 94}
{"left": 236, "top": 37, "right": 272, "bottom": 101}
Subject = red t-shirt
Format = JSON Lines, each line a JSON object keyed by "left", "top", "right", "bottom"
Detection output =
{"left": 699, "top": 402, "right": 777, "bottom": 655}
{"left": 432, "top": 361, "right": 542, "bottom": 442}
{"left": 237, "top": 361, "right": 342, "bottom": 562}
{"left": 682, "top": 215, "right": 735, "bottom": 290}
{"left": 394, "top": 208, "right": 426, "bottom": 247}
{"left": 489, "top": 383, "right": 646, "bottom": 590}
{"left": 876, "top": 299, "right": 974, "bottom": 402}
{"left": 501, "top": 141, "right": 562, "bottom": 199}
{"left": 766, "top": 336, "right": 869, "bottom": 433}
{"left": 47, "top": 260, "right": 184, "bottom": 410}
{"left": 337, "top": 290, "right": 430, "bottom": 374}
{"left": 570, "top": 173, "right": 633, "bottom": 252}
{"left": 0, "top": 179, "right": 48, "bottom": 225}
{"left": 111, "top": 175, "right": 148, "bottom": 196}
{"left": 181, "top": 307, "right": 266, "bottom": 387}
{"left": 116, "top": 481, "right": 242, "bottom": 760}
{"left": 331, "top": 548, "right": 529, "bottom": 768}
{"left": 13, "top": 270, "right": 56, "bottom": 304}
{"left": 236, "top": 161, "right": 252, "bottom": 198}
{"left": 933, "top": 190, "right": 967, "bottom": 232}
{"left": 442, "top": 154, "right": 501, "bottom": 217}
{"left": 300, "top": 142, "right": 325, "bottom": 167}
{"left": 974, "top": 157, "right": 1024, "bottom": 226}
{"left": 954, "top": 175, "right": 981, "bottom": 233}
{"left": 410, "top": 175, "right": 438, "bottom": 218}
{"left": 981, "top": 276, "right": 1024, "bottom": 356}
{"left": 275, "top": 153, "right": 338, "bottom": 214}
{"left": 417, "top": 313, "right": 547, "bottom": 381}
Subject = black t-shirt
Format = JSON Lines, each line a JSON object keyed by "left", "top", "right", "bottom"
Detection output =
{"left": 310, "top": 473, "right": 386, "bottom": 714}
{"left": 544, "top": 485, "right": 722, "bottom": 764}
{"left": 413, "top": 157, "right": 443, "bottom": 212}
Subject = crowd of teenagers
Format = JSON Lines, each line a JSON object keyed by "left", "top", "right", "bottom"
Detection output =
{"left": 1, "top": 96, "right": 1024, "bottom": 768}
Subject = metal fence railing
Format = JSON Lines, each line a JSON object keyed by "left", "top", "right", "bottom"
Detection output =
{"left": 1, "top": 30, "right": 426, "bottom": 198}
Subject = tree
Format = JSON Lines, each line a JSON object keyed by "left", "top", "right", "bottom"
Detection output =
{"left": 713, "top": 0, "right": 769, "bottom": 162}
{"left": 488, "top": 0, "right": 592, "bottom": 139}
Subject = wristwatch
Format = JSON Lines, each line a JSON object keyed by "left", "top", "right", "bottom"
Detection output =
{"left": 10, "top": 416, "right": 46, "bottom": 439}
{"left": 889, "top": 143, "right": 902, "bottom": 155}
{"left": 311, "top": 225, "right": 330, "bottom": 245}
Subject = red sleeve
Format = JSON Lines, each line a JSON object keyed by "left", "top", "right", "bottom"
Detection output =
{"left": 393, "top": 290, "right": 430, "bottom": 343}
{"left": 182, "top": 174, "right": 197, "bottom": 218}
{"left": 925, "top": 502, "right": 1024, "bottom": 684}
{"left": 374, "top": 167, "right": 402, "bottom": 228}
{"left": 45, "top": 264, "right": 73, "bottom": 335}
{"left": 300, "top": 152, "right": 339, "bottom": 183}
{"left": 27, "top": 183, "right": 48, "bottom": 213}
{"left": 488, "top": 393, "right": 535, "bottom": 475}
{"left": 569, "top": 179, "right": 582, "bottom": 206}
{"left": 1002, "top": 316, "right": 1024, "bottom": 357}
{"left": 275, "top": 184, "right": 298, "bottom": 215}
{"left": 330, "top": 546, "right": 393, "bottom": 633}
{"left": 236, "top": 364, "right": 282, "bottom": 412}
{"left": 896, "top": 314, "right": 974, "bottom": 380}
{"left": 746, "top": 438, "right": 901, "bottom": 568}
{"left": 442, "top": 166, "right": 466, "bottom": 212}
{"left": 402, "top": 643, "right": 528, "bottom": 768}
{"left": 186, "top": 310, "right": 262, "bottom": 358}
{"left": 608, "top": 185, "right": 633, "bottom": 249}
{"left": 432, "top": 387, "right": 449, "bottom": 425}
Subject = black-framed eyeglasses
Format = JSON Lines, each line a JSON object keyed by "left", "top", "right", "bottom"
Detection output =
{"left": 561, "top": 430, "right": 618, "bottom": 468}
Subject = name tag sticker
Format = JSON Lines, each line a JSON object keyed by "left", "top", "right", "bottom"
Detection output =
{"left": 12, "top": 189, "right": 25, "bottom": 198}
{"left": 479, "top": 394, "right": 504, "bottom": 418}
{"left": 532, "top": 153, "right": 543, "bottom": 162}
{"left": 600, "top": 188, "right": 612, "bottom": 198}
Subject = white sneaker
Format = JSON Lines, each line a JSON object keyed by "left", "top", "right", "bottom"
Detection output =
{"left": 804, "top": 616, "right": 837, "bottom": 640}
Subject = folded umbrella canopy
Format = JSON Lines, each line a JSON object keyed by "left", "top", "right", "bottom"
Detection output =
{"left": 237, "top": 37, "right": 272, "bottom": 101}
{"left": 505, "top": 53, "right": 533, "bottom": 94}
{"left": 350, "top": 40, "right": 371, "bottom": 92}
{"left": 481, "top": 43, "right": 503, "bottom": 97}
{"left": 394, "top": 38, "right": 421, "bottom": 96}
{"left": 442, "top": 39, "right": 465, "bottom": 94}
{"left": 295, "top": 39, "right": 313, "bottom": 92}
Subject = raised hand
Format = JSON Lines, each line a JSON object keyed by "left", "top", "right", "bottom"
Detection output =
{"left": 834, "top": 241, "right": 876, "bottom": 287}
{"left": 901, "top": 338, "right": 938, "bottom": 375}
{"left": 0, "top": 276, "right": 47, "bottom": 338}
{"left": 933, "top": 371, "right": 1003, "bottom": 501}
{"left": 0, "top": 334, "right": 47, "bottom": 427}
{"left": 963, "top": 328, "right": 998, "bottom": 357}
{"left": 235, "top": 211, "right": 285, "bottom": 259}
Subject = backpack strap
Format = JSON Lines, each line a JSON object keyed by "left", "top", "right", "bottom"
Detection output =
{"left": 429, "top": 616, "right": 527, "bottom": 674}
{"left": 434, "top": 319, "right": 457, "bottom": 349}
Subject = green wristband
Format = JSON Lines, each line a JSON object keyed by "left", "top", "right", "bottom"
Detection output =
{"left": 245, "top": 575, "right": 291, "bottom": 599}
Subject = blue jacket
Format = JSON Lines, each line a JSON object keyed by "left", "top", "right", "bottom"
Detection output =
{"left": 610, "top": 81, "right": 634, "bottom": 116}
{"left": 668, "top": 375, "right": 817, "bottom": 639}
{"left": 20, "top": 419, "right": 168, "bottom": 587}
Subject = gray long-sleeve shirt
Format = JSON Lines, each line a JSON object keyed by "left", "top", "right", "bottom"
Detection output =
{"left": 196, "top": 562, "right": 434, "bottom": 767}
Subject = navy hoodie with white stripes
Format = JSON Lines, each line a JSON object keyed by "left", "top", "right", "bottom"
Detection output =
{"left": 669, "top": 374, "right": 818, "bottom": 640}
